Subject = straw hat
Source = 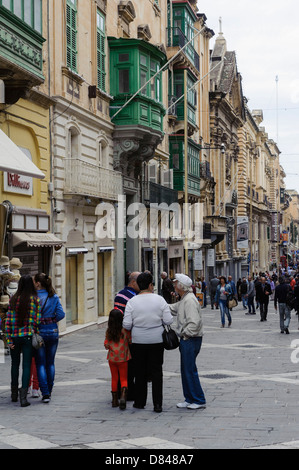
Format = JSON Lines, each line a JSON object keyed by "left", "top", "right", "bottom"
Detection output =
{"left": 10, "top": 270, "right": 21, "bottom": 282}
{"left": 0, "top": 295, "right": 9, "bottom": 307}
{"left": 9, "top": 258, "right": 23, "bottom": 270}
{"left": 0, "top": 256, "right": 9, "bottom": 266}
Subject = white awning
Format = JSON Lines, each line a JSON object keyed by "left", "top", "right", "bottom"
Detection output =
{"left": 0, "top": 129, "right": 45, "bottom": 179}
{"left": 12, "top": 232, "right": 64, "bottom": 249}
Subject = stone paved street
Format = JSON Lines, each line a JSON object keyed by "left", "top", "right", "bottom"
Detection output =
{"left": 1, "top": 299, "right": 299, "bottom": 450}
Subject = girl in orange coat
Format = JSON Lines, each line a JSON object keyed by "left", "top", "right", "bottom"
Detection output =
{"left": 104, "top": 309, "right": 131, "bottom": 410}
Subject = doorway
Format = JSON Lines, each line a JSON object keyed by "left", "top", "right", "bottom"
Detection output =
{"left": 65, "top": 255, "right": 78, "bottom": 324}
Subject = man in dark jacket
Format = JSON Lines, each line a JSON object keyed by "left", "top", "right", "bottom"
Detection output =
{"left": 161, "top": 272, "right": 174, "bottom": 304}
{"left": 255, "top": 276, "right": 272, "bottom": 322}
{"left": 274, "top": 277, "right": 291, "bottom": 333}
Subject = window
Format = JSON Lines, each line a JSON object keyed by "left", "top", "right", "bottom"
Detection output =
{"left": 0, "top": 0, "right": 43, "bottom": 34}
{"left": 97, "top": 9, "right": 106, "bottom": 92}
{"left": 119, "top": 69, "right": 130, "bottom": 93}
{"left": 66, "top": 0, "right": 77, "bottom": 72}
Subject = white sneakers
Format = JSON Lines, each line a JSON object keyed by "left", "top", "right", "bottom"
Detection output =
{"left": 186, "top": 403, "right": 206, "bottom": 410}
{"left": 176, "top": 401, "right": 190, "bottom": 408}
{"left": 176, "top": 401, "right": 206, "bottom": 410}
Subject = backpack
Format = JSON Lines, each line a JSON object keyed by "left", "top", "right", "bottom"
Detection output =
{"left": 286, "top": 289, "right": 296, "bottom": 310}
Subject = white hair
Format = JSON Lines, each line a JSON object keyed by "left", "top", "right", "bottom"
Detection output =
{"left": 176, "top": 282, "right": 193, "bottom": 292}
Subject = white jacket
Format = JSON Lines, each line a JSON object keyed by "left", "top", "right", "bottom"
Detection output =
{"left": 169, "top": 291, "right": 203, "bottom": 339}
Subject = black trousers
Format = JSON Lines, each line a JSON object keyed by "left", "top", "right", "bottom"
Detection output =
{"left": 130, "top": 342, "right": 164, "bottom": 408}
{"left": 260, "top": 301, "right": 269, "bottom": 321}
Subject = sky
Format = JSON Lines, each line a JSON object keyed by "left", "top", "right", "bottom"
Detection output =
{"left": 198, "top": 0, "right": 299, "bottom": 192}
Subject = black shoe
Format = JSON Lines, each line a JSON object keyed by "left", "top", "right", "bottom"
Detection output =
{"left": 285, "top": 328, "right": 289, "bottom": 334}
{"left": 133, "top": 403, "right": 144, "bottom": 409}
{"left": 154, "top": 405, "right": 162, "bottom": 413}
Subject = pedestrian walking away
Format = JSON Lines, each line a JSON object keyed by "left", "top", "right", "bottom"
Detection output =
{"left": 33, "top": 273, "right": 65, "bottom": 403}
{"left": 240, "top": 277, "right": 248, "bottom": 309}
{"left": 274, "top": 277, "right": 291, "bottom": 334}
{"left": 5, "top": 275, "right": 41, "bottom": 407}
{"left": 247, "top": 276, "right": 256, "bottom": 315}
{"left": 123, "top": 272, "right": 173, "bottom": 413}
{"left": 209, "top": 275, "right": 219, "bottom": 309}
{"left": 256, "top": 276, "right": 272, "bottom": 322}
{"left": 104, "top": 309, "right": 131, "bottom": 410}
{"left": 169, "top": 273, "right": 206, "bottom": 410}
{"left": 215, "top": 276, "right": 233, "bottom": 328}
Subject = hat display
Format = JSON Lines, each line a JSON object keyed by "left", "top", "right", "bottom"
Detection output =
{"left": 6, "top": 282, "right": 18, "bottom": 297}
{"left": 10, "top": 270, "right": 21, "bottom": 282}
{"left": 9, "top": 258, "right": 23, "bottom": 270}
{"left": 0, "top": 295, "right": 9, "bottom": 307}
{"left": 0, "top": 256, "right": 9, "bottom": 267}
{"left": 173, "top": 273, "right": 193, "bottom": 288}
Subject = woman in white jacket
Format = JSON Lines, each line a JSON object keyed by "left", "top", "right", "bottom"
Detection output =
{"left": 123, "top": 272, "right": 173, "bottom": 413}
{"left": 169, "top": 274, "right": 206, "bottom": 410}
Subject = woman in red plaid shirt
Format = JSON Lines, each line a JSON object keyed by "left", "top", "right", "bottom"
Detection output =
{"left": 5, "top": 275, "right": 41, "bottom": 407}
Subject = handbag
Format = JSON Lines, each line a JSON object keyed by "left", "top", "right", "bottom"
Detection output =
{"left": 32, "top": 333, "right": 44, "bottom": 349}
{"left": 228, "top": 296, "right": 238, "bottom": 309}
{"left": 162, "top": 325, "right": 179, "bottom": 350}
{"left": 32, "top": 294, "right": 49, "bottom": 349}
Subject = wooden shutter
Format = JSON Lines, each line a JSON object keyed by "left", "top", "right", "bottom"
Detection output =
{"left": 66, "top": 0, "right": 77, "bottom": 72}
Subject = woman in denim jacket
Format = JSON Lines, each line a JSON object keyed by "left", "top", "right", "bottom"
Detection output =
{"left": 33, "top": 273, "right": 65, "bottom": 403}
{"left": 215, "top": 276, "right": 233, "bottom": 328}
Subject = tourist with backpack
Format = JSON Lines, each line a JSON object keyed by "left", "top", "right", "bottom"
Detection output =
{"left": 274, "top": 277, "right": 292, "bottom": 334}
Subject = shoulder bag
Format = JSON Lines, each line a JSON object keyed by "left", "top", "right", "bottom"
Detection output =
{"left": 162, "top": 325, "right": 179, "bottom": 350}
{"left": 32, "top": 295, "right": 49, "bottom": 349}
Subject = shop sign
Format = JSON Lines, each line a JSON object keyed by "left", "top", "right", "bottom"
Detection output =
{"left": 3, "top": 148, "right": 33, "bottom": 196}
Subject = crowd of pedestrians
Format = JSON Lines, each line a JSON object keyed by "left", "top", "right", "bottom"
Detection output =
{"left": 208, "top": 270, "right": 299, "bottom": 334}
{"left": 3, "top": 264, "right": 299, "bottom": 415}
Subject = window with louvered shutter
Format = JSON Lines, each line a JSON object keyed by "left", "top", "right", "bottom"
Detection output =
{"left": 66, "top": 0, "right": 77, "bottom": 72}
{"left": 97, "top": 9, "right": 106, "bottom": 92}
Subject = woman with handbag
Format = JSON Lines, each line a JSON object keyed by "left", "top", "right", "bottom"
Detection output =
{"left": 215, "top": 276, "right": 233, "bottom": 328}
{"left": 5, "top": 275, "right": 41, "bottom": 407}
{"left": 123, "top": 272, "right": 173, "bottom": 413}
{"left": 33, "top": 273, "right": 65, "bottom": 403}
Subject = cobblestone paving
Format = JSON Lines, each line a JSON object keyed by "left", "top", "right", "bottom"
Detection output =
{"left": 1, "top": 300, "right": 299, "bottom": 449}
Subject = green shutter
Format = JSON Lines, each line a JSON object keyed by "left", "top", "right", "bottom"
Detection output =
{"left": 66, "top": 0, "right": 77, "bottom": 72}
{"left": 97, "top": 10, "right": 106, "bottom": 92}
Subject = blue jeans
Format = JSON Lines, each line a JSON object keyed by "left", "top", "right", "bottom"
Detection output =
{"left": 278, "top": 303, "right": 291, "bottom": 332}
{"left": 241, "top": 294, "right": 248, "bottom": 308}
{"left": 35, "top": 328, "right": 59, "bottom": 396}
{"left": 219, "top": 299, "right": 232, "bottom": 326}
{"left": 179, "top": 337, "right": 206, "bottom": 405}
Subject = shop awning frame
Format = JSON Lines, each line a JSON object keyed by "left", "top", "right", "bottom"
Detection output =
{"left": 0, "top": 129, "right": 45, "bottom": 179}
{"left": 12, "top": 232, "right": 64, "bottom": 250}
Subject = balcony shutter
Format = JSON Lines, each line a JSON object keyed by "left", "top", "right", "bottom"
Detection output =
{"left": 66, "top": 0, "right": 77, "bottom": 72}
{"left": 97, "top": 10, "right": 106, "bottom": 92}
{"left": 149, "top": 164, "right": 157, "bottom": 183}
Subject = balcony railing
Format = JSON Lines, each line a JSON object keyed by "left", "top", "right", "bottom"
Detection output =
{"left": 149, "top": 182, "right": 178, "bottom": 206}
{"left": 166, "top": 27, "right": 200, "bottom": 72}
{"left": 64, "top": 158, "right": 123, "bottom": 201}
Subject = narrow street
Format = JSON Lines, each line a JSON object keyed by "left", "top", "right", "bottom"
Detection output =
{"left": 1, "top": 300, "right": 299, "bottom": 450}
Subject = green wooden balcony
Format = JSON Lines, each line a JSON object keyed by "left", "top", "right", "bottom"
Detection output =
{"left": 0, "top": 2, "right": 45, "bottom": 103}
{"left": 108, "top": 37, "right": 166, "bottom": 132}
{"left": 169, "top": 136, "right": 201, "bottom": 197}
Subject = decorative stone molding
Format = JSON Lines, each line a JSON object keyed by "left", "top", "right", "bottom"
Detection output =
{"left": 137, "top": 24, "right": 152, "bottom": 42}
{"left": 118, "top": 1, "right": 136, "bottom": 24}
